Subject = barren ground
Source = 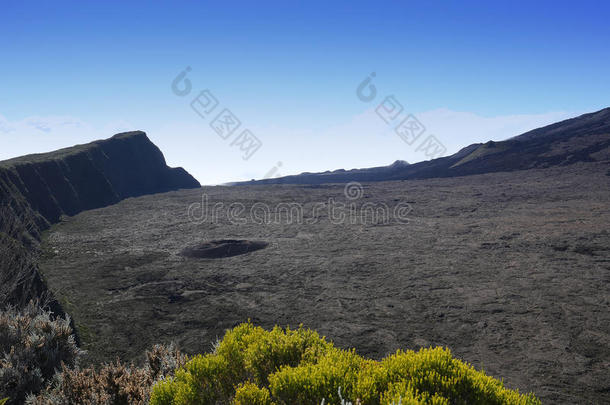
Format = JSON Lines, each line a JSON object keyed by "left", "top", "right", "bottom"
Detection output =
{"left": 39, "top": 162, "right": 610, "bottom": 404}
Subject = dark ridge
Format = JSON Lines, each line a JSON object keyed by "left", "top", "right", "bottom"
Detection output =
{"left": 0, "top": 131, "right": 200, "bottom": 310}
{"left": 0, "top": 131, "right": 200, "bottom": 224}
{"left": 238, "top": 107, "right": 610, "bottom": 185}
{"left": 233, "top": 159, "right": 412, "bottom": 186}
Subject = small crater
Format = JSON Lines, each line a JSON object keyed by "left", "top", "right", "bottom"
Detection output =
{"left": 180, "top": 239, "right": 268, "bottom": 259}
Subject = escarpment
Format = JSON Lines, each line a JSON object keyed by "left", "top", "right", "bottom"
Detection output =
{"left": 0, "top": 131, "right": 200, "bottom": 224}
{"left": 0, "top": 131, "right": 200, "bottom": 307}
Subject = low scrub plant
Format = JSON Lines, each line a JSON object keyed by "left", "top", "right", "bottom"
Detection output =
{"left": 28, "top": 344, "right": 187, "bottom": 405}
{"left": 0, "top": 302, "right": 81, "bottom": 404}
{"left": 150, "top": 322, "right": 540, "bottom": 405}
{"left": 1, "top": 302, "right": 186, "bottom": 405}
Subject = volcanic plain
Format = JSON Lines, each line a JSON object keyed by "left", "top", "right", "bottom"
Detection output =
{"left": 39, "top": 162, "right": 609, "bottom": 404}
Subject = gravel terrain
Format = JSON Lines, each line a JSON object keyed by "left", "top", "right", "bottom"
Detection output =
{"left": 40, "top": 162, "right": 610, "bottom": 404}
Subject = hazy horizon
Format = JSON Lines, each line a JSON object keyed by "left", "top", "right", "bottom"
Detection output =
{"left": 2, "top": 1, "right": 609, "bottom": 184}
{"left": 0, "top": 108, "right": 586, "bottom": 185}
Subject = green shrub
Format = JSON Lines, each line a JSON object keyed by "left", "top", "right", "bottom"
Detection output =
{"left": 0, "top": 301, "right": 81, "bottom": 404}
{"left": 380, "top": 381, "right": 448, "bottom": 405}
{"left": 170, "top": 353, "right": 233, "bottom": 404}
{"left": 244, "top": 324, "right": 331, "bottom": 382}
{"left": 150, "top": 322, "right": 540, "bottom": 405}
{"left": 232, "top": 382, "right": 273, "bottom": 405}
{"left": 215, "top": 323, "right": 331, "bottom": 385}
{"left": 377, "top": 349, "right": 501, "bottom": 404}
{"left": 269, "top": 347, "right": 365, "bottom": 404}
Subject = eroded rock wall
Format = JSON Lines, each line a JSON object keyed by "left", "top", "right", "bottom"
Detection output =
{"left": 0, "top": 131, "right": 200, "bottom": 307}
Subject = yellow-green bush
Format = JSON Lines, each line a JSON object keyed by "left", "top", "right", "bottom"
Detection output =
{"left": 150, "top": 322, "right": 540, "bottom": 405}
{"left": 215, "top": 322, "right": 332, "bottom": 385}
{"left": 269, "top": 347, "right": 365, "bottom": 404}
{"left": 232, "top": 383, "right": 273, "bottom": 405}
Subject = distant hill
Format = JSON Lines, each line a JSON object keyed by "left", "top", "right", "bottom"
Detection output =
{"left": 239, "top": 107, "right": 610, "bottom": 185}
{"left": 231, "top": 159, "right": 411, "bottom": 185}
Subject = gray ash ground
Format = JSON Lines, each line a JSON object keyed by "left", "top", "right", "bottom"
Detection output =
{"left": 40, "top": 162, "right": 610, "bottom": 404}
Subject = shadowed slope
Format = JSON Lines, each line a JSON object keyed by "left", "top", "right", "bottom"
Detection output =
{"left": 0, "top": 131, "right": 200, "bottom": 225}
{"left": 0, "top": 131, "right": 200, "bottom": 307}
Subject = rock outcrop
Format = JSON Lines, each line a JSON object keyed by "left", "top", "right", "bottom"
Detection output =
{"left": 0, "top": 131, "right": 200, "bottom": 308}
{"left": 0, "top": 131, "right": 200, "bottom": 226}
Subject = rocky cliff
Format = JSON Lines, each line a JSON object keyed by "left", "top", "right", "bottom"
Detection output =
{"left": 0, "top": 131, "right": 200, "bottom": 307}
{"left": 0, "top": 131, "right": 200, "bottom": 225}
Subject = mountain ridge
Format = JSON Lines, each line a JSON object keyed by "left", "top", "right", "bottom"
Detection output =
{"left": 239, "top": 107, "right": 610, "bottom": 185}
{"left": 0, "top": 131, "right": 200, "bottom": 225}
{"left": 0, "top": 131, "right": 200, "bottom": 309}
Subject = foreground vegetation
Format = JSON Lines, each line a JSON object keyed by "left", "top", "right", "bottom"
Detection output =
{"left": 151, "top": 322, "right": 539, "bottom": 404}
{"left": 0, "top": 302, "right": 80, "bottom": 404}
{"left": 0, "top": 303, "right": 184, "bottom": 404}
{"left": 0, "top": 305, "right": 539, "bottom": 405}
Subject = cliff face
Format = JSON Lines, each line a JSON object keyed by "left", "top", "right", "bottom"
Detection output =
{"left": 0, "top": 131, "right": 200, "bottom": 225}
{"left": 0, "top": 131, "right": 200, "bottom": 308}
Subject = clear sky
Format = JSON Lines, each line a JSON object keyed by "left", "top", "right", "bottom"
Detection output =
{"left": 1, "top": 0, "right": 609, "bottom": 184}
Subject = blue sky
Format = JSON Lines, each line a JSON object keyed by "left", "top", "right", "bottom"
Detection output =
{"left": 1, "top": 0, "right": 609, "bottom": 184}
